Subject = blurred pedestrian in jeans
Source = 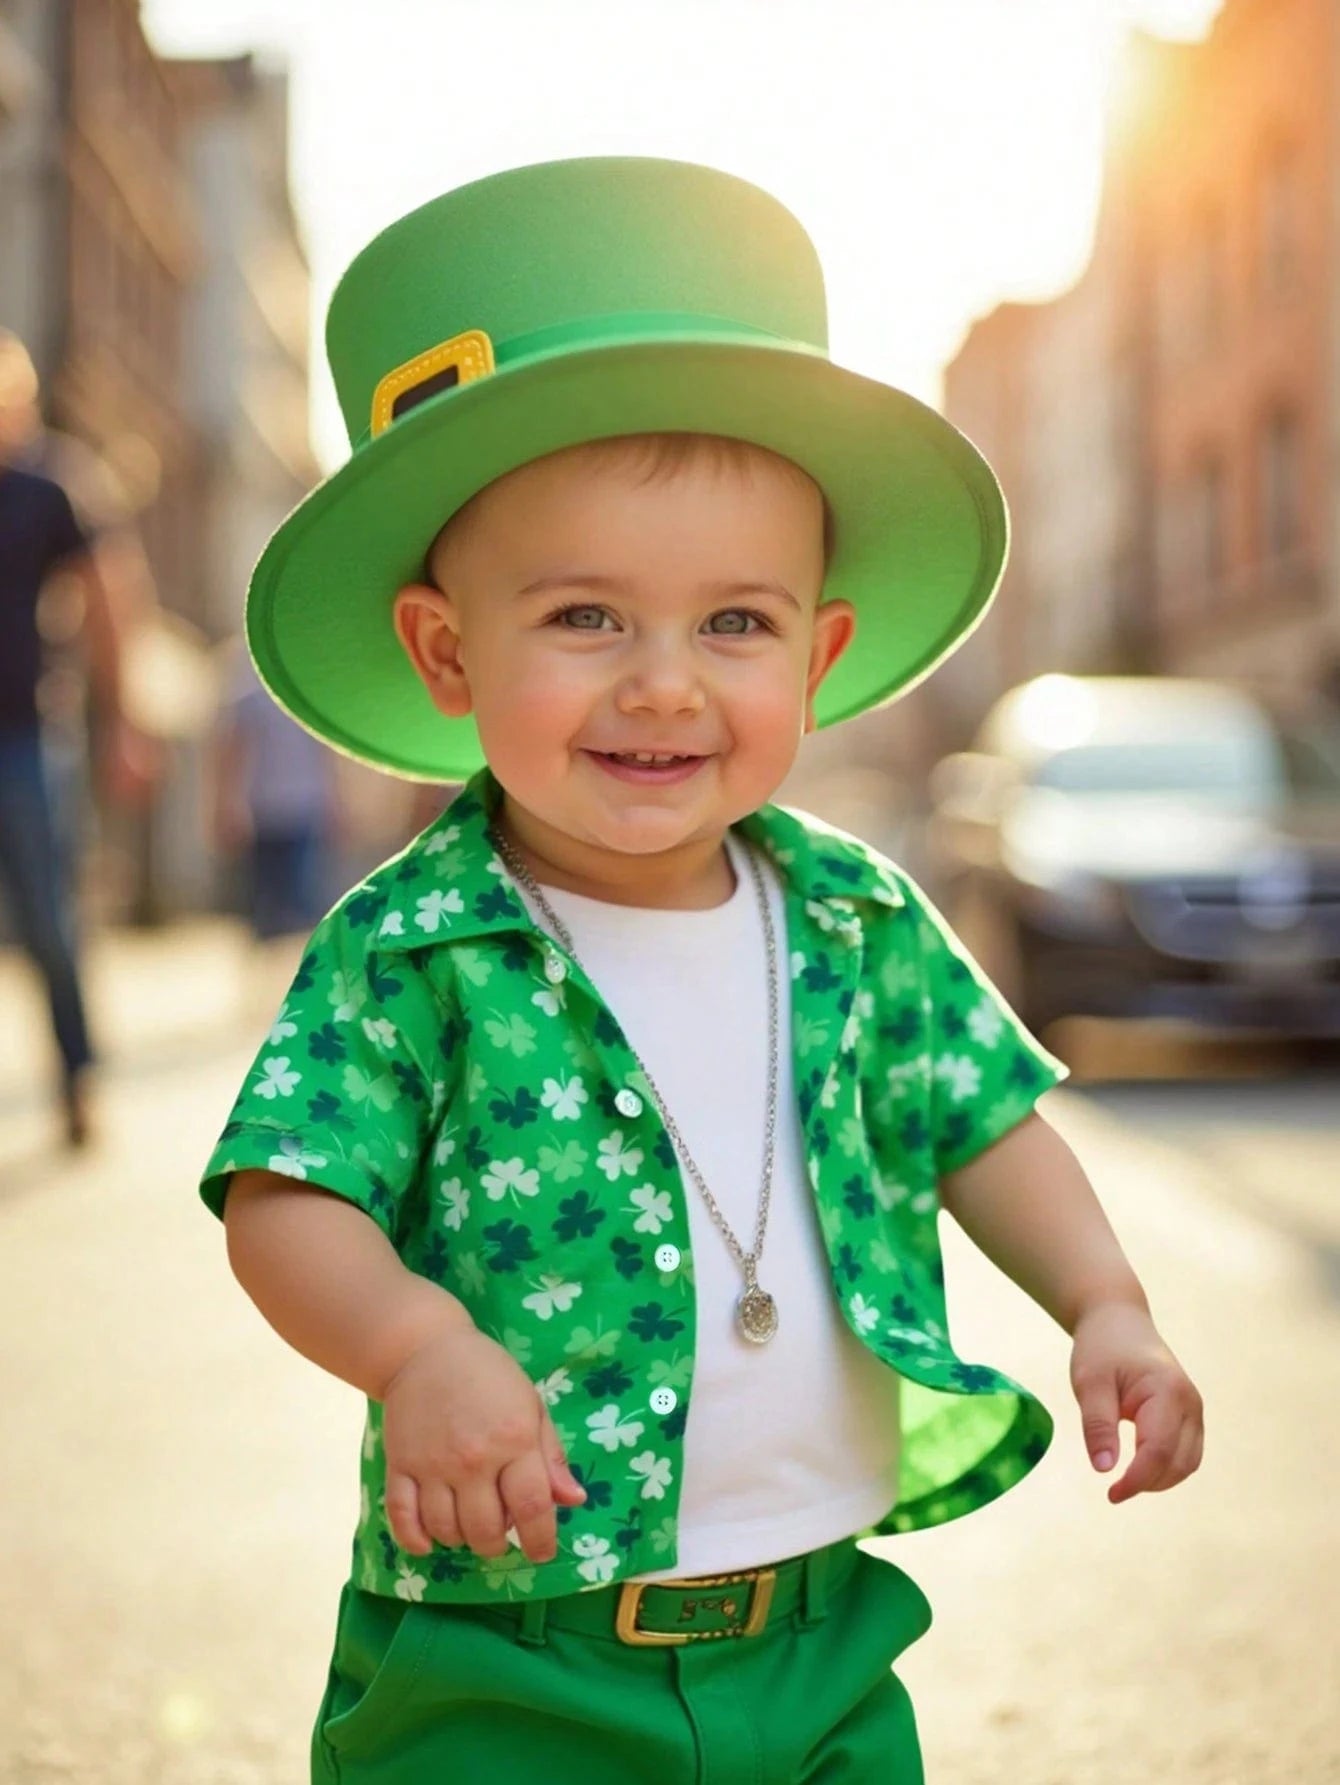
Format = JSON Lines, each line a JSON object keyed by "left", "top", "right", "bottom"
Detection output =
{"left": 208, "top": 639, "right": 342, "bottom": 941}
{"left": 0, "top": 331, "right": 158, "bottom": 1148}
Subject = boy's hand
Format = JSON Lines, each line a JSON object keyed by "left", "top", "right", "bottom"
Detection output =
{"left": 381, "top": 1326, "right": 587, "bottom": 1564}
{"left": 1069, "top": 1301, "right": 1204, "bottom": 1504}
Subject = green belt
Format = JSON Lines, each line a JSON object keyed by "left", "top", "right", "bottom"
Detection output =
{"left": 485, "top": 1536, "right": 861, "bottom": 1648}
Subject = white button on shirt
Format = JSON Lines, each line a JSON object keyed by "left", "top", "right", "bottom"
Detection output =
{"left": 543, "top": 954, "right": 567, "bottom": 985}
{"left": 614, "top": 1087, "right": 643, "bottom": 1118}
{"left": 649, "top": 1387, "right": 678, "bottom": 1415}
{"left": 655, "top": 1243, "right": 682, "bottom": 1272}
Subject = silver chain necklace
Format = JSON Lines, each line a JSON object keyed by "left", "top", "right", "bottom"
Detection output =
{"left": 490, "top": 825, "right": 782, "bottom": 1345}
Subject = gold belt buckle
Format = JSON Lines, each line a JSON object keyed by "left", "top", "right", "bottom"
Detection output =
{"left": 615, "top": 1567, "right": 778, "bottom": 1646}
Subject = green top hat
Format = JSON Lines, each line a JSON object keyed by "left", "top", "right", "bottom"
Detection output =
{"left": 246, "top": 155, "right": 1008, "bottom": 781}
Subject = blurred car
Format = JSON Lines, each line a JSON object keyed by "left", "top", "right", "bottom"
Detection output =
{"left": 924, "top": 675, "right": 1340, "bottom": 1038}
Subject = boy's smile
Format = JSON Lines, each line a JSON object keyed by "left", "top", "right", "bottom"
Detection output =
{"left": 393, "top": 435, "right": 855, "bottom": 906}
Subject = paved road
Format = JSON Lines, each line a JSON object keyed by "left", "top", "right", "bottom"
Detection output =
{"left": 1, "top": 928, "right": 1337, "bottom": 1783}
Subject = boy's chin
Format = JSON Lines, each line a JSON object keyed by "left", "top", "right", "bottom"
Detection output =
{"left": 578, "top": 802, "right": 717, "bottom": 857}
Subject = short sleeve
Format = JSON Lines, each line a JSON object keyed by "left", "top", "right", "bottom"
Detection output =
{"left": 198, "top": 903, "right": 454, "bottom": 1238}
{"left": 903, "top": 877, "right": 1071, "bottom": 1177}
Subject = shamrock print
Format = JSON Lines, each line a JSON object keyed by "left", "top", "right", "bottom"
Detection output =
{"left": 537, "top": 1138, "right": 588, "bottom": 1183}
{"left": 483, "top": 1012, "right": 538, "bottom": 1057}
{"left": 306, "top": 1089, "right": 354, "bottom": 1130}
{"left": 489, "top": 1086, "right": 541, "bottom": 1129}
{"left": 610, "top": 1236, "right": 644, "bottom": 1280}
{"left": 392, "top": 1566, "right": 428, "bottom": 1603}
{"left": 421, "top": 821, "right": 461, "bottom": 857}
{"left": 474, "top": 883, "right": 519, "bottom": 923}
{"left": 597, "top": 1131, "right": 643, "bottom": 1181}
{"left": 573, "top": 1533, "right": 619, "bottom": 1585}
{"left": 843, "top": 1174, "right": 876, "bottom": 1218}
{"left": 328, "top": 969, "right": 366, "bottom": 1023}
{"left": 629, "top": 1302, "right": 684, "bottom": 1343}
{"left": 967, "top": 996, "right": 1005, "bottom": 1049}
{"left": 614, "top": 1507, "right": 645, "bottom": 1553}
{"left": 480, "top": 1548, "right": 536, "bottom": 1597}
{"left": 308, "top": 1021, "right": 346, "bottom": 1066}
{"left": 481, "top": 1157, "right": 540, "bottom": 1203}
{"left": 253, "top": 1056, "right": 300, "bottom": 1100}
{"left": 481, "top": 1219, "right": 536, "bottom": 1273}
{"left": 880, "top": 1006, "right": 922, "bottom": 1049}
{"left": 540, "top": 1074, "right": 588, "bottom": 1121}
{"left": 565, "top": 1322, "right": 622, "bottom": 1363}
{"left": 268, "top": 1004, "right": 299, "bottom": 1046}
{"left": 437, "top": 1178, "right": 471, "bottom": 1230}
{"left": 848, "top": 1292, "right": 881, "bottom": 1335}
{"left": 629, "top": 1451, "right": 673, "bottom": 1500}
{"left": 627, "top": 1185, "right": 673, "bottom": 1235}
{"left": 552, "top": 1191, "right": 605, "bottom": 1242}
{"left": 536, "top": 1367, "right": 574, "bottom": 1406}
{"left": 933, "top": 1054, "right": 984, "bottom": 1104}
{"left": 361, "top": 1015, "right": 398, "bottom": 1050}
{"left": 586, "top": 1403, "right": 646, "bottom": 1453}
{"left": 267, "top": 1137, "right": 328, "bottom": 1180}
{"left": 647, "top": 1354, "right": 692, "bottom": 1391}
{"left": 456, "top": 1251, "right": 488, "bottom": 1297}
{"left": 451, "top": 946, "right": 493, "bottom": 988}
{"left": 884, "top": 1056, "right": 929, "bottom": 1099}
{"left": 341, "top": 1063, "right": 396, "bottom": 1113}
{"left": 520, "top": 1273, "right": 583, "bottom": 1321}
{"left": 414, "top": 888, "right": 465, "bottom": 933}
{"left": 837, "top": 1116, "right": 867, "bottom": 1159}
{"left": 584, "top": 1360, "right": 633, "bottom": 1399}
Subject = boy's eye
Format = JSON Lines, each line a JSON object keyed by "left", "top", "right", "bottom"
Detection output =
{"left": 705, "top": 609, "right": 768, "bottom": 635}
{"left": 554, "top": 604, "right": 613, "bottom": 630}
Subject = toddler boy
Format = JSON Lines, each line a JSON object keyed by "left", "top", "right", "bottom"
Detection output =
{"left": 201, "top": 157, "right": 1203, "bottom": 1784}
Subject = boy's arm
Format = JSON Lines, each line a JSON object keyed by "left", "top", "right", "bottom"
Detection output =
{"left": 224, "top": 1170, "right": 476, "bottom": 1400}
{"left": 940, "top": 1110, "right": 1205, "bottom": 1504}
{"left": 224, "top": 1169, "right": 589, "bottom": 1558}
{"left": 937, "top": 1111, "right": 1151, "bottom": 1337}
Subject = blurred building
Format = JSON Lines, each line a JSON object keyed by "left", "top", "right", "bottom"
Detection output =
{"left": 1127, "top": 0, "right": 1332, "bottom": 707}
{"left": 937, "top": 0, "right": 1340, "bottom": 745}
{"left": 934, "top": 303, "right": 1037, "bottom": 742}
{"left": 0, "top": 0, "right": 319, "bottom": 917}
{"left": 164, "top": 52, "right": 318, "bottom": 637}
{"left": 0, "top": 0, "right": 201, "bottom": 602}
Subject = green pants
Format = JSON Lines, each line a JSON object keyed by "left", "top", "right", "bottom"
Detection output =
{"left": 310, "top": 1538, "right": 932, "bottom": 1783}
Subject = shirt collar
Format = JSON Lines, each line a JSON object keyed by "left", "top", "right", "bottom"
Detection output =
{"left": 367, "top": 766, "right": 903, "bottom": 955}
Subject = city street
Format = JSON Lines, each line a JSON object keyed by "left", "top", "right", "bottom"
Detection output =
{"left": 0, "top": 927, "right": 1337, "bottom": 1783}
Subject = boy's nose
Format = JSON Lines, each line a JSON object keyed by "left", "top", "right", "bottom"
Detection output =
{"left": 613, "top": 648, "right": 708, "bottom": 718}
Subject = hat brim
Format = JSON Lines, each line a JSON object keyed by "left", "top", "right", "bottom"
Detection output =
{"left": 246, "top": 334, "right": 1006, "bottom": 780}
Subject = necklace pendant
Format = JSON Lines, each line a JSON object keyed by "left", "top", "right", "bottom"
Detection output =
{"left": 736, "top": 1283, "right": 779, "bottom": 1345}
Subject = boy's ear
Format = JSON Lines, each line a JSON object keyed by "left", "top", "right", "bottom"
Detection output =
{"left": 803, "top": 598, "right": 856, "bottom": 733}
{"left": 393, "top": 584, "right": 474, "bottom": 718}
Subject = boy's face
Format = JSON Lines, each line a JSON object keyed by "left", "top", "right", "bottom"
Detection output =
{"left": 394, "top": 441, "right": 854, "bottom": 875}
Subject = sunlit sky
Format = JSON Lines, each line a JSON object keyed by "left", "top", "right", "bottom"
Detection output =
{"left": 144, "top": 0, "right": 1224, "bottom": 473}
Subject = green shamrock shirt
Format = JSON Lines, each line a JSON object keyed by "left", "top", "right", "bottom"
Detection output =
{"left": 200, "top": 768, "right": 1070, "bottom": 1605}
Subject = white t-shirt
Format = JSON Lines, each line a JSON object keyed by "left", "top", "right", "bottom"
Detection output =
{"left": 540, "top": 830, "right": 901, "bottom": 1579}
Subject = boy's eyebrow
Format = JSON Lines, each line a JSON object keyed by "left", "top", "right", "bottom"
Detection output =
{"left": 515, "top": 573, "right": 802, "bottom": 610}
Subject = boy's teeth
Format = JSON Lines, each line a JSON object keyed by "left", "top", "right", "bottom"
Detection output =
{"left": 616, "top": 752, "right": 686, "bottom": 765}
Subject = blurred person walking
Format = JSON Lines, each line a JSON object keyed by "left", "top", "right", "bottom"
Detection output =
{"left": 0, "top": 331, "right": 157, "bottom": 1147}
{"left": 208, "top": 638, "right": 342, "bottom": 942}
